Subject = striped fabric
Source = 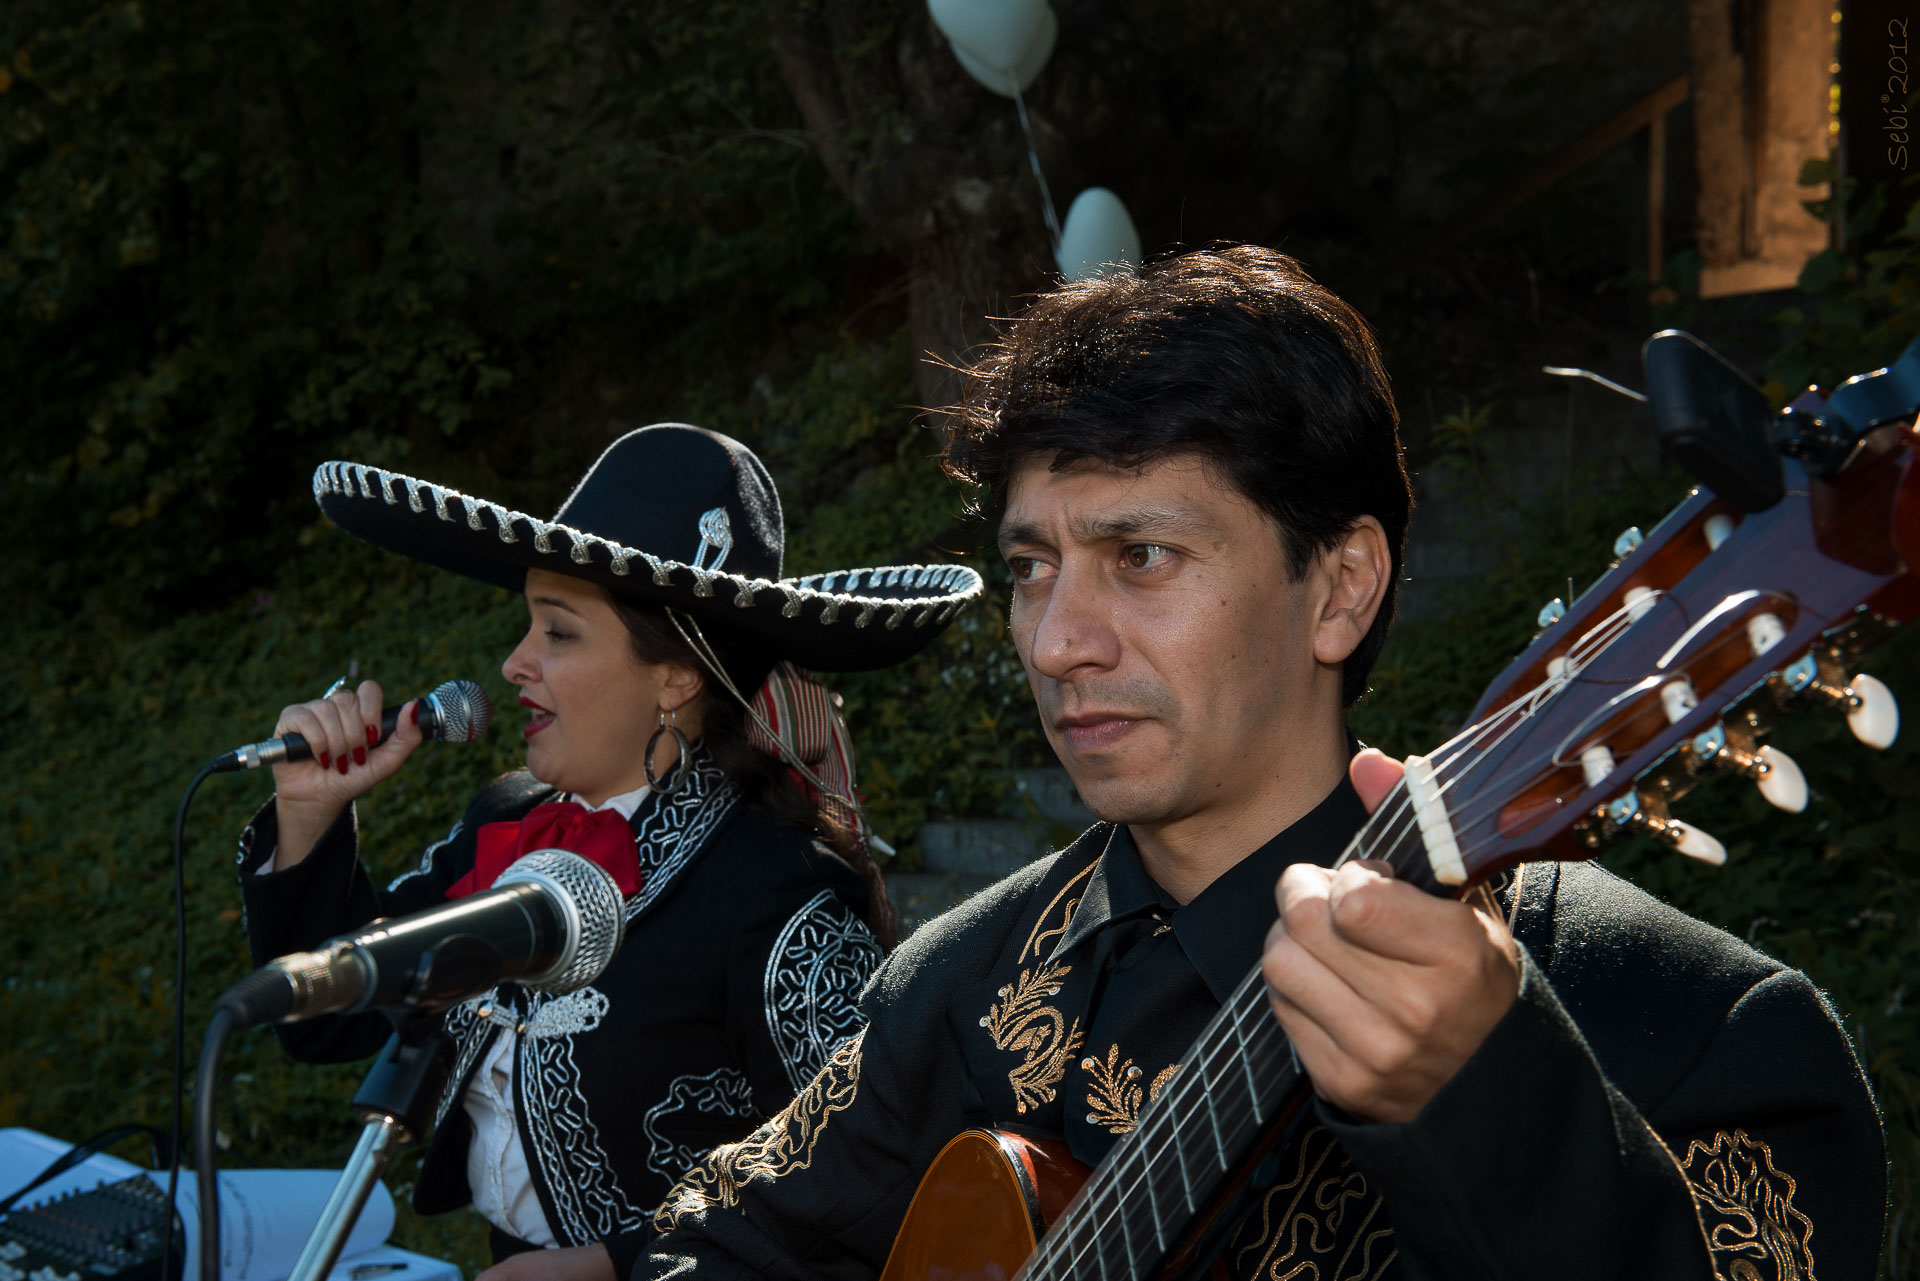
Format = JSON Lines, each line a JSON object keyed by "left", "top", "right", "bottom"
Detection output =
{"left": 747, "top": 661, "right": 863, "bottom": 837}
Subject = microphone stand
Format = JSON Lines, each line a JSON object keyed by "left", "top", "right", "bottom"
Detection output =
{"left": 287, "top": 1013, "right": 455, "bottom": 1281}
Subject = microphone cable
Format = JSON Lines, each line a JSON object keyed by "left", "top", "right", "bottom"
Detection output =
{"left": 160, "top": 758, "right": 221, "bottom": 1281}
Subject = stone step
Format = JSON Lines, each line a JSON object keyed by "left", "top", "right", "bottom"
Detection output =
{"left": 918, "top": 819, "right": 1053, "bottom": 878}
{"left": 1011, "top": 768, "right": 1095, "bottom": 827}
{"left": 886, "top": 872, "right": 999, "bottom": 938}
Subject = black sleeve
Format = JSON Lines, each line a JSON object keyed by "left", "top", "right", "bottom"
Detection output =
{"left": 726, "top": 861, "right": 883, "bottom": 1114}
{"left": 1322, "top": 950, "right": 1885, "bottom": 1281}
{"left": 233, "top": 775, "right": 544, "bottom": 1063}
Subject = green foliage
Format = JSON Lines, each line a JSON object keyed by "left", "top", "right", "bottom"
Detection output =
{"left": 0, "top": 0, "right": 874, "bottom": 618}
{"left": 1763, "top": 166, "right": 1920, "bottom": 402}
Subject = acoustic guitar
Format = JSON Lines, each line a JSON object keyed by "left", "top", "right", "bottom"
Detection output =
{"left": 879, "top": 330, "right": 1920, "bottom": 1281}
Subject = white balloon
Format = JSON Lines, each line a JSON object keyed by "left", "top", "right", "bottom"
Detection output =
{"left": 1056, "top": 187, "right": 1142, "bottom": 280}
{"left": 946, "top": 4, "right": 1057, "bottom": 96}
{"left": 928, "top": 0, "right": 1049, "bottom": 76}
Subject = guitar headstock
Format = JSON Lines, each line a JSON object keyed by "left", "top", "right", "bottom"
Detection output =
{"left": 1415, "top": 333, "right": 1920, "bottom": 894}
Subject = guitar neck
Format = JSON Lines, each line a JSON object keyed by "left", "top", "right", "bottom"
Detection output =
{"left": 1020, "top": 813, "right": 1434, "bottom": 1281}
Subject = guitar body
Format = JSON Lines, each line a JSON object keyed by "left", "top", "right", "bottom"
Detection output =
{"left": 880, "top": 1130, "right": 1087, "bottom": 1281}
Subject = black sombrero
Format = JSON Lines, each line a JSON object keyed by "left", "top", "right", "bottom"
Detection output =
{"left": 311, "top": 423, "right": 983, "bottom": 671}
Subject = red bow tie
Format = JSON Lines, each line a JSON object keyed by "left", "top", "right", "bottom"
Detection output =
{"left": 444, "top": 801, "right": 644, "bottom": 900}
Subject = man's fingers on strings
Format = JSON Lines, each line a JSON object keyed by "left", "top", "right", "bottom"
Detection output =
{"left": 1324, "top": 862, "right": 1487, "bottom": 967}
{"left": 1262, "top": 896, "right": 1371, "bottom": 1034}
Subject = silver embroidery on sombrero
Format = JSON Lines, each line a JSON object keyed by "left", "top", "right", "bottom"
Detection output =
{"left": 693, "top": 507, "right": 733, "bottom": 573}
{"left": 642, "top": 1068, "right": 759, "bottom": 1181}
{"left": 763, "top": 889, "right": 883, "bottom": 1092}
{"left": 312, "top": 461, "right": 985, "bottom": 628}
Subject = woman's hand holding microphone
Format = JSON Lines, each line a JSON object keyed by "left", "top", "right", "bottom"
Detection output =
{"left": 270, "top": 679, "right": 425, "bottom": 871}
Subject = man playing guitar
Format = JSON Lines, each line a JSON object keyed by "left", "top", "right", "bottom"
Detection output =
{"left": 641, "top": 246, "right": 1887, "bottom": 1280}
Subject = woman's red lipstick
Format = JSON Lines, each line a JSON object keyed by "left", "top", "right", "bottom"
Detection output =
{"left": 520, "top": 695, "right": 554, "bottom": 739}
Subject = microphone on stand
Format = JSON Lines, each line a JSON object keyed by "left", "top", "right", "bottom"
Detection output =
{"left": 211, "top": 678, "right": 492, "bottom": 774}
{"left": 217, "top": 850, "right": 628, "bottom": 1026}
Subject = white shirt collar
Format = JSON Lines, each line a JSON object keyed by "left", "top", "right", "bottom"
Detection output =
{"left": 567, "top": 781, "right": 652, "bottom": 820}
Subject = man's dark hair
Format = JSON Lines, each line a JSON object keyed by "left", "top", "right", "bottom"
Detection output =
{"left": 941, "top": 245, "right": 1413, "bottom": 707}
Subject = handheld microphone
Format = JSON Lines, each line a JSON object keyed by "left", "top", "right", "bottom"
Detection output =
{"left": 217, "top": 850, "right": 627, "bottom": 1027}
{"left": 213, "top": 678, "right": 492, "bottom": 774}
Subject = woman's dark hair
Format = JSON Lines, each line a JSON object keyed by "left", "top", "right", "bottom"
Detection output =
{"left": 605, "top": 594, "right": 896, "bottom": 948}
{"left": 940, "top": 245, "right": 1413, "bottom": 707}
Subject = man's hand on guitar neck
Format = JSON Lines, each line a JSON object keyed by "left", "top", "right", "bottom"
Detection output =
{"left": 1261, "top": 748, "right": 1523, "bottom": 1125}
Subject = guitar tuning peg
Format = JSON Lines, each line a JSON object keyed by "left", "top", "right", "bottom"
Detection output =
{"left": 1613, "top": 526, "right": 1645, "bottom": 557}
{"left": 1845, "top": 673, "right": 1899, "bottom": 749}
{"left": 1703, "top": 513, "right": 1737, "bottom": 550}
{"left": 1774, "top": 652, "right": 1900, "bottom": 749}
{"left": 1591, "top": 790, "right": 1728, "bottom": 864}
{"left": 1537, "top": 597, "right": 1567, "bottom": 628}
{"left": 1666, "top": 818, "right": 1729, "bottom": 865}
{"left": 1684, "top": 723, "right": 1808, "bottom": 812}
{"left": 1752, "top": 746, "right": 1809, "bottom": 812}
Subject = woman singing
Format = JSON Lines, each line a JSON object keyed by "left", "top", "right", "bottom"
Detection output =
{"left": 234, "top": 424, "right": 981, "bottom": 1281}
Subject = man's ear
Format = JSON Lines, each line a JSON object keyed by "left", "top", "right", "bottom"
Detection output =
{"left": 1312, "top": 517, "right": 1390, "bottom": 666}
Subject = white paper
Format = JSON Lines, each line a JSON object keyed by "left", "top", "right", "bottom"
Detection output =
{"left": 152, "top": 1169, "right": 395, "bottom": 1281}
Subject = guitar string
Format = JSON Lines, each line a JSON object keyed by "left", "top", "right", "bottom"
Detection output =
{"left": 1022, "top": 662, "right": 1612, "bottom": 1279}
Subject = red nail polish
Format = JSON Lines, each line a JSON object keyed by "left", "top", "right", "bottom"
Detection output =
{"left": 337, "top": 756, "right": 350, "bottom": 775}
{"left": 411, "top": 703, "right": 420, "bottom": 726}
{"left": 353, "top": 747, "right": 367, "bottom": 765}
{"left": 319, "top": 751, "right": 330, "bottom": 769}
{"left": 366, "top": 725, "right": 379, "bottom": 747}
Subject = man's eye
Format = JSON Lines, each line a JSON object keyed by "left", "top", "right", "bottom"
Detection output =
{"left": 1122, "top": 543, "right": 1174, "bottom": 570}
{"left": 1007, "top": 556, "right": 1050, "bottom": 582}
{"left": 545, "top": 627, "right": 572, "bottom": 641}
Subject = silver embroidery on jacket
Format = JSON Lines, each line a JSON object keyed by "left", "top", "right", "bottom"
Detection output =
{"left": 642, "top": 1068, "right": 759, "bottom": 1181}
{"left": 388, "top": 817, "right": 465, "bottom": 893}
{"left": 520, "top": 985, "right": 651, "bottom": 1243}
{"left": 764, "top": 889, "right": 883, "bottom": 1092}
{"left": 626, "top": 754, "right": 738, "bottom": 920}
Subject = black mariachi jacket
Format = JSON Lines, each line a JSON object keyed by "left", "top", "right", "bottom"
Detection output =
{"left": 236, "top": 753, "right": 880, "bottom": 1281}
{"left": 642, "top": 778, "right": 1886, "bottom": 1281}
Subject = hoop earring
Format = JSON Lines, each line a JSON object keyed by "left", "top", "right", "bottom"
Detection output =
{"left": 645, "top": 706, "right": 692, "bottom": 795}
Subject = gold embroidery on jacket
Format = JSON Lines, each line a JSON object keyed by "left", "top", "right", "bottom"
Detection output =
{"left": 652, "top": 1031, "right": 864, "bottom": 1229}
{"left": 974, "top": 859, "right": 1098, "bottom": 1114}
{"left": 1021, "top": 859, "right": 1096, "bottom": 962}
{"left": 980, "top": 962, "right": 1084, "bottom": 1112}
{"left": 1081, "top": 1044, "right": 1181, "bottom": 1134}
{"left": 1681, "top": 1128, "right": 1817, "bottom": 1281}
{"left": 1229, "top": 1123, "right": 1396, "bottom": 1281}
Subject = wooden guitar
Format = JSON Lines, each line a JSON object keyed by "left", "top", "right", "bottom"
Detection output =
{"left": 878, "top": 332, "right": 1920, "bottom": 1281}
